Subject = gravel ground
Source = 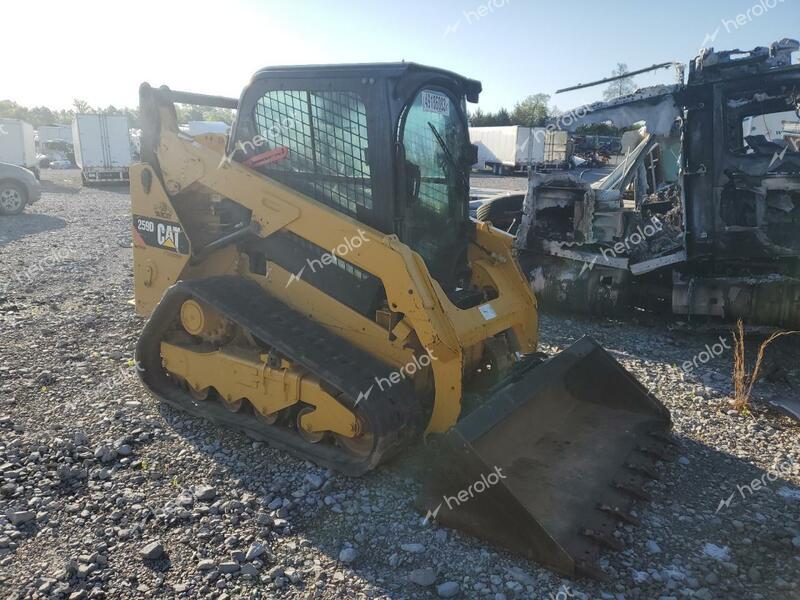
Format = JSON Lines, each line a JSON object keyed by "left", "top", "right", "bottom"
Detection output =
{"left": 0, "top": 169, "right": 798, "bottom": 600}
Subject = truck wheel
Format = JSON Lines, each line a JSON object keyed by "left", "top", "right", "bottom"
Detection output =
{"left": 492, "top": 163, "right": 501, "bottom": 176}
{"left": 0, "top": 182, "right": 27, "bottom": 215}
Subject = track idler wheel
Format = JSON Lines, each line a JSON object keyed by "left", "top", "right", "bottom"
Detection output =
{"left": 180, "top": 299, "right": 232, "bottom": 343}
{"left": 188, "top": 384, "right": 210, "bottom": 401}
{"left": 171, "top": 374, "right": 209, "bottom": 401}
{"left": 296, "top": 406, "right": 325, "bottom": 444}
{"left": 335, "top": 417, "right": 374, "bottom": 458}
{"left": 252, "top": 402, "right": 280, "bottom": 426}
{"left": 221, "top": 396, "right": 244, "bottom": 413}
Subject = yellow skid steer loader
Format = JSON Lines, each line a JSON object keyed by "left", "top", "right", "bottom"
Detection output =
{"left": 131, "top": 64, "right": 673, "bottom": 578}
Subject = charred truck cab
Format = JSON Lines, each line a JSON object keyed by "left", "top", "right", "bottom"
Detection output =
{"left": 678, "top": 39, "right": 800, "bottom": 325}
{"left": 511, "top": 39, "right": 800, "bottom": 328}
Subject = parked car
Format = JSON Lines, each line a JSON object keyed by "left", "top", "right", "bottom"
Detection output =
{"left": 0, "top": 162, "right": 42, "bottom": 215}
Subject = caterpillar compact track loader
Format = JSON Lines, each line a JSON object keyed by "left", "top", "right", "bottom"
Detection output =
{"left": 132, "top": 64, "right": 673, "bottom": 578}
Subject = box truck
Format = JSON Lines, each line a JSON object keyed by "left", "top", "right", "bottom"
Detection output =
{"left": 37, "top": 124, "right": 73, "bottom": 145}
{"left": 0, "top": 118, "right": 38, "bottom": 178}
{"left": 72, "top": 114, "right": 132, "bottom": 185}
{"left": 470, "top": 126, "right": 575, "bottom": 174}
{"left": 470, "top": 126, "right": 541, "bottom": 175}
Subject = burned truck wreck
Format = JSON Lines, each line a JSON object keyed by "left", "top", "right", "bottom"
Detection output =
{"left": 512, "top": 39, "right": 800, "bottom": 328}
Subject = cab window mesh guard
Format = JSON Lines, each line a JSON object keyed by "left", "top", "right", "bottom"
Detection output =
{"left": 253, "top": 90, "right": 372, "bottom": 215}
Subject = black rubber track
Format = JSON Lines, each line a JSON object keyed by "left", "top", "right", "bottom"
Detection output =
{"left": 135, "top": 276, "right": 426, "bottom": 476}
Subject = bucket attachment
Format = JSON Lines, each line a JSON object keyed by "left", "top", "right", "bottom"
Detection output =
{"left": 416, "top": 337, "right": 673, "bottom": 579}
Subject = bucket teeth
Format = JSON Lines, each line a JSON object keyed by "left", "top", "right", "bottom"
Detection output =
{"left": 575, "top": 560, "right": 607, "bottom": 581}
{"left": 613, "top": 480, "right": 652, "bottom": 501}
{"left": 636, "top": 443, "right": 674, "bottom": 461}
{"left": 625, "top": 461, "right": 660, "bottom": 480}
{"left": 581, "top": 528, "right": 625, "bottom": 551}
{"left": 597, "top": 503, "right": 641, "bottom": 526}
{"left": 649, "top": 431, "right": 679, "bottom": 447}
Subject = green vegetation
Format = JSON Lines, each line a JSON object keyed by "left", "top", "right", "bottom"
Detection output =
{"left": 0, "top": 98, "right": 234, "bottom": 128}
{"left": 5, "top": 62, "right": 634, "bottom": 131}
{"left": 603, "top": 63, "right": 637, "bottom": 101}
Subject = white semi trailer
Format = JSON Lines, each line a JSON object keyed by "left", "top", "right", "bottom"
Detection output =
{"left": 470, "top": 126, "right": 542, "bottom": 174}
{"left": 0, "top": 118, "right": 38, "bottom": 178}
{"left": 469, "top": 125, "right": 572, "bottom": 174}
{"left": 72, "top": 114, "right": 132, "bottom": 185}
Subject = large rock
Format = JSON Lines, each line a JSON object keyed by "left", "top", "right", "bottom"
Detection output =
{"left": 218, "top": 562, "right": 239, "bottom": 574}
{"left": 409, "top": 567, "right": 437, "bottom": 586}
{"left": 240, "top": 563, "right": 258, "bottom": 577}
{"left": 437, "top": 581, "right": 460, "bottom": 598}
{"left": 7, "top": 511, "right": 35, "bottom": 526}
{"left": 245, "top": 542, "right": 266, "bottom": 561}
{"left": 339, "top": 547, "right": 357, "bottom": 564}
{"left": 193, "top": 485, "right": 217, "bottom": 501}
{"left": 197, "top": 559, "right": 216, "bottom": 571}
{"left": 139, "top": 541, "right": 164, "bottom": 560}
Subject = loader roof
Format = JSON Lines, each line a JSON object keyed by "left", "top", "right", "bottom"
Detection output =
{"left": 251, "top": 62, "right": 482, "bottom": 100}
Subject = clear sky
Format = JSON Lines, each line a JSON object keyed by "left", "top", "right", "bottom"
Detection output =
{"left": 3, "top": 0, "right": 798, "bottom": 113}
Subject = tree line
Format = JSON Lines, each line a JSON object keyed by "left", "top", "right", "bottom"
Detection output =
{"left": 0, "top": 99, "right": 234, "bottom": 129}
{"left": 2, "top": 63, "right": 636, "bottom": 132}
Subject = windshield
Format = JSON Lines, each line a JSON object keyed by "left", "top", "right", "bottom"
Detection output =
{"left": 399, "top": 88, "right": 470, "bottom": 287}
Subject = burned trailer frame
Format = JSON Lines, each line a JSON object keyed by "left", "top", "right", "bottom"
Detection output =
{"left": 514, "top": 39, "right": 800, "bottom": 328}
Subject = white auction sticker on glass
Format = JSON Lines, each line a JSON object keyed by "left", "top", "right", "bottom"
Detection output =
{"left": 421, "top": 90, "right": 450, "bottom": 115}
{"left": 478, "top": 303, "right": 497, "bottom": 321}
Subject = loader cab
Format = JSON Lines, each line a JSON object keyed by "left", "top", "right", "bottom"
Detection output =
{"left": 229, "top": 63, "right": 481, "bottom": 296}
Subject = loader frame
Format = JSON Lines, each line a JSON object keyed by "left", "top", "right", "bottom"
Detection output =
{"left": 132, "top": 82, "right": 538, "bottom": 434}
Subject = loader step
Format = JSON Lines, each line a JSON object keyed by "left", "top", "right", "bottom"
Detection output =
{"left": 135, "top": 276, "right": 424, "bottom": 475}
